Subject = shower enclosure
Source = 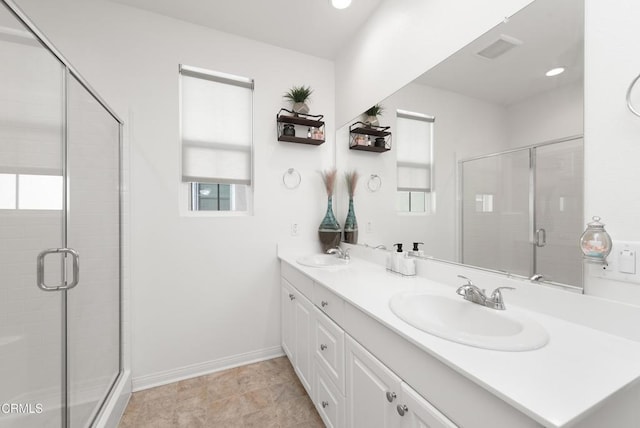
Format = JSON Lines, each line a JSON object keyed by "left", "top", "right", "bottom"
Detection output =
{"left": 0, "top": 1, "right": 123, "bottom": 427}
{"left": 460, "top": 136, "right": 584, "bottom": 288}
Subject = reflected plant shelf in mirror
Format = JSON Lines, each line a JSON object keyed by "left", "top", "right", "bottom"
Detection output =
{"left": 349, "top": 121, "right": 392, "bottom": 152}
{"left": 276, "top": 108, "right": 325, "bottom": 146}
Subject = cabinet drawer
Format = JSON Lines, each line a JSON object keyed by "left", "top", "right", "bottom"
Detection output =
{"left": 314, "top": 307, "right": 345, "bottom": 394}
{"left": 281, "top": 261, "right": 314, "bottom": 297}
{"left": 315, "top": 362, "right": 345, "bottom": 428}
{"left": 313, "top": 282, "right": 345, "bottom": 325}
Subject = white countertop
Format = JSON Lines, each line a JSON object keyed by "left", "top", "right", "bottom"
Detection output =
{"left": 278, "top": 249, "right": 640, "bottom": 427}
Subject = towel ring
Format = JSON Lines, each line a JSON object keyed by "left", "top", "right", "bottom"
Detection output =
{"left": 283, "top": 168, "right": 301, "bottom": 189}
{"left": 367, "top": 174, "right": 382, "bottom": 192}
{"left": 626, "top": 72, "right": 640, "bottom": 118}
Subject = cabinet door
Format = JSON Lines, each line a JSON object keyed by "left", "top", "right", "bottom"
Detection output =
{"left": 294, "top": 291, "right": 314, "bottom": 395}
{"left": 398, "top": 382, "right": 457, "bottom": 428}
{"left": 346, "top": 336, "right": 401, "bottom": 428}
{"left": 281, "top": 279, "right": 295, "bottom": 359}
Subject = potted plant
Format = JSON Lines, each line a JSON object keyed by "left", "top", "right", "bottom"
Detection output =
{"left": 284, "top": 85, "right": 313, "bottom": 115}
{"left": 363, "top": 104, "right": 384, "bottom": 127}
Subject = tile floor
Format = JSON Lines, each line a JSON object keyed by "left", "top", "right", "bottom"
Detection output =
{"left": 118, "top": 356, "right": 324, "bottom": 428}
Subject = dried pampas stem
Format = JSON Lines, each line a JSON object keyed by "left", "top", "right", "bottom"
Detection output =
{"left": 345, "top": 170, "right": 359, "bottom": 198}
{"left": 320, "top": 168, "right": 337, "bottom": 196}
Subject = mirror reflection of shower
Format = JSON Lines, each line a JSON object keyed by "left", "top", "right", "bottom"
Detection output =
{"left": 460, "top": 136, "right": 584, "bottom": 288}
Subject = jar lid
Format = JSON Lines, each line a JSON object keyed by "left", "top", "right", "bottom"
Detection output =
{"left": 587, "top": 216, "right": 605, "bottom": 228}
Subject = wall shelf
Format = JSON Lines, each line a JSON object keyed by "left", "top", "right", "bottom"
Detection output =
{"left": 349, "top": 121, "right": 391, "bottom": 152}
{"left": 277, "top": 108, "right": 325, "bottom": 145}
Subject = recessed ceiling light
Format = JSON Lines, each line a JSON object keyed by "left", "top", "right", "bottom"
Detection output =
{"left": 331, "top": 0, "right": 352, "bottom": 9}
{"left": 545, "top": 67, "right": 566, "bottom": 77}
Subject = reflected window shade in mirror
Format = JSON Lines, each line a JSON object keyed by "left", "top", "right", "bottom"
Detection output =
{"left": 396, "top": 110, "right": 434, "bottom": 213}
{"left": 179, "top": 65, "right": 253, "bottom": 186}
{"left": 395, "top": 110, "right": 434, "bottom": 192}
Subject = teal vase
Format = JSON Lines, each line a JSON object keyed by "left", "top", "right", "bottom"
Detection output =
{"left": 344, "top": 198, "right": 358, "bottom": 244}
{"left": 318, "top": 197, "right": 341, "bottom": 252}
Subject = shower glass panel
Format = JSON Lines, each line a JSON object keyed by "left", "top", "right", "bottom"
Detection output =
{"left": 66, "top": 76, "right": 120, "bottom": 427}
{"left": 0, "top": 1, "right": 122, "bottom": 427}
{"left": 0, "top": 3, "right": 65, "bottom": 427}
{"left": 461, "top": 137, "right": 584, "bottom": 288}
{"left": 461, "top": 150, "right": 531, "bottom": 276}
{"left": 534, "top": 139, "right": 584, "bottom": 285}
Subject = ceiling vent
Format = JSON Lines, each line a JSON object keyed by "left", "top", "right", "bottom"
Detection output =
{"left": 475, "top": 34, "right": 523, "bottom": 60}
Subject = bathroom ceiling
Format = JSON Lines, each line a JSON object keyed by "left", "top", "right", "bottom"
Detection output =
{"left": 415, "top": 0, "right": 584, "bottom": 106}
{"left": 108, "top": 0, "right": 384, "bottom": 59}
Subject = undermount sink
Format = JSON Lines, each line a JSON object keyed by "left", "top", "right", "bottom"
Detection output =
{"left": 389, "top": 291, "right": 549, "bottom": 351}
{"left": 296, "top": 254, "right": 349, "bottom": 268}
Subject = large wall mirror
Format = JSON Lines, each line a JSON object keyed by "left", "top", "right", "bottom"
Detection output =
{"left": 335, "top": 0, "right": 584, "bottom": 289}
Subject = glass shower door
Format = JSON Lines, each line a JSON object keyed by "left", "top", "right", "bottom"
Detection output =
{"left": 461, "top": 149, "right": 532, "bottom": 276}
{"left": 533, "top": 139, "right": 584, "bottom": 285}
{"left": 0, "top": 3, "right": 65, "bottom": 427}
{"left": 66, "top": 76, "right": 121, "bottom": 427}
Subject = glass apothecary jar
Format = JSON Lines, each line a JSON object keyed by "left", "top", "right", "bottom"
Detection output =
{"left": 579, "top": 216, "right": 612, "bottom": 263}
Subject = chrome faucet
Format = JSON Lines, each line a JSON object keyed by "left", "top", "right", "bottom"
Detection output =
{"left": 327, "top": 247, "right": 350, "bottom": 261}
{"left": 455, "top": 275, "right": 514, "bottom": 310}
{"left": 530, "top": 274, "right": 544, "bottom": 282}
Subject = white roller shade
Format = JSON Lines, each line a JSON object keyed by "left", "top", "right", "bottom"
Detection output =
{"left": 396, "top": 110, "right": 434, "bottom": 192}
{"left": 180, "top": 65, "right": 253, "bottom": 185}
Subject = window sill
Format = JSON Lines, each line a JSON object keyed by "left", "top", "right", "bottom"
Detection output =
{"left": 180, "top": 210, "right": 252, "bottom": 218}
{"left": 397, "top": 211, "right": 432, "bottom": 216}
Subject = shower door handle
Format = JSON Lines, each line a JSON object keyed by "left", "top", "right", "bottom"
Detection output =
{"left": 535, "top": 228, "right": 547, "bottom": 247}
{"left": 36, "top": 248, "right": 80, "bottom": 291}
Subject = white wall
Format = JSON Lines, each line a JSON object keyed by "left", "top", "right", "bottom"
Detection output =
{"left": 506, "top": 80, "right": 584, "bottom": 148}
{"left": 14, "top": 0, "right": 336, "bottom": 388}
{"left": 334, "top": 0, "right": 535, "bottom": 126}
{"left": 583, "top": 0, "right": 640, "bottom": 305}
{"left": 336, "top": 82, "right": 509, "bottom": 260}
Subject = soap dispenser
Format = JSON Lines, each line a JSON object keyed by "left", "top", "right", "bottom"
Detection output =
{"left": 400, "top": 253, "right": 416, "bottom": 276}
{"left": 408, "top": 242, "right": 425, "bottom": 257}
{"left": 387, "top": 243, "right": 404, "bottom": 273}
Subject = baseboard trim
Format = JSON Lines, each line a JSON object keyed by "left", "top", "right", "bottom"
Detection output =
{"left": 132, "top": 346, "right": 285, "bottom": 392}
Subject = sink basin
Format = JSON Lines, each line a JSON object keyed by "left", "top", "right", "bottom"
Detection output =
{"left": 389, "top": 291, "right": 549, "bottom": 351}
{"left": 296, "top": 254, "right": 349, "bottom": 268}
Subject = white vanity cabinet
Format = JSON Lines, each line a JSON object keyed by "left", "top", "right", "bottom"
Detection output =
{"left": 281, "top": 261, "right": 457, "bottom": 428}
{"left": 345, "top": 334, "right": 402, "bottom": 428}
{"left": 346, "top": 335, "right": 456, "bottom": 428}
{"left": 313, "top": 290, "right": 347, "bottom": 427}
{"left": 281, "top": 277, "right": 314, "bottom": 395}
{"left": 399, "top": 382, "right": 458, "bottom": 428}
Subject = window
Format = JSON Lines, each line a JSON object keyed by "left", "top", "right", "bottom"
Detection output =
{"left": 475, "top": 194, "right": 494, "bottom": 212}
{"left": 0, "top": 173, "right": 63, "bottom": 210}
{"left": 395, "top": 110, "right": 435, "bottom": 213}
{"left": 179, "top": 65, "right": 253, "bottom": 213}
{"left": 190, "top": 183, "right": 250, "bottom": 211}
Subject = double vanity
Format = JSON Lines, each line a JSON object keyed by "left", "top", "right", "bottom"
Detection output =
{"left": 279, "top": 245, "right": 640, "bottom": 427}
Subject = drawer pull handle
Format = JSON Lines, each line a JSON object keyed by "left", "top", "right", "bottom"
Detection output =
{"left": 289, "top": 293, "right": 295, "bottom": 300}
{"left": 386, "top": 391, "right": 396, "bottom": 402}
{"left": 321, "top": 300, "right": 329, "bottom": 307}
{"left": 320, "top": 344, "right": 327, "bottom": 351}
{"left": 322, "top": 401, "right": 329, "bottom": 408}
{"left": 397, "top": 404, "right": 408, "bottom": 416}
